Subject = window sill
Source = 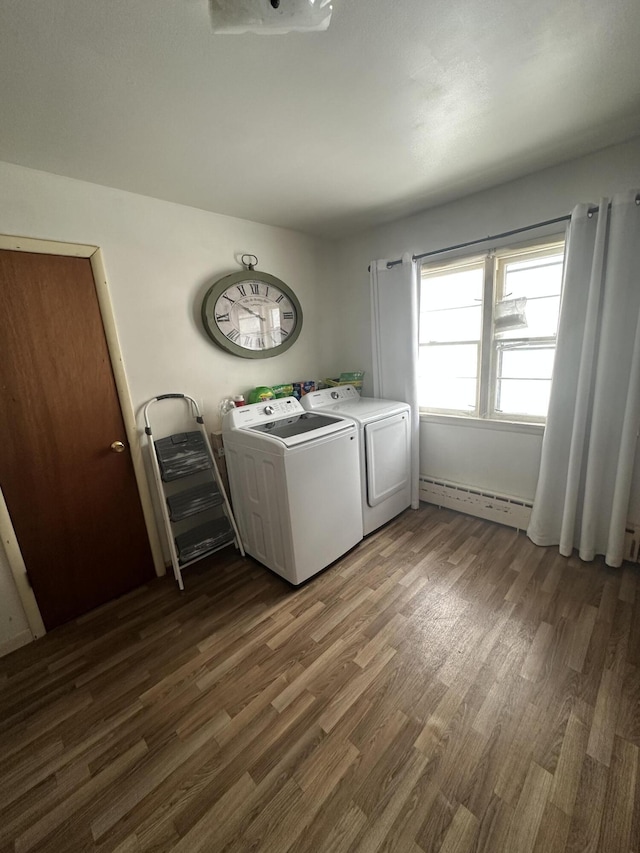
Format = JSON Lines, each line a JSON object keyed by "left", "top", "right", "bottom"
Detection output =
{"left": 419, "top": 412, "right": 545, "bottom": 436}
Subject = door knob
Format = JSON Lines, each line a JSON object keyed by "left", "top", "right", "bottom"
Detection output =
{"left": 110, "top": 441, "right": 126, "bottom": 453}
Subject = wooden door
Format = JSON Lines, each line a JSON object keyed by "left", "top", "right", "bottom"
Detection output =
{"left": 0, "top": 250, "right": 155, "bottom": 630}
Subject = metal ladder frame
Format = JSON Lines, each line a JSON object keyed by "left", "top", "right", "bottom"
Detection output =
{"left": 143, "top": 393, "right": 244, "bottom": 590}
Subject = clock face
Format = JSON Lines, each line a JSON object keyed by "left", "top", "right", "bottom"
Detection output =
{"left": 201, "top": 271, "right": 303, "bottom": 359}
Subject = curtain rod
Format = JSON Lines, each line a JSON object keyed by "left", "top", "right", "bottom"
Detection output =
{"left": 378, "top": 214, "right": 571, "bottom": 271}
{"left": 374, "top": 195, "right": 640, "bottom": 271}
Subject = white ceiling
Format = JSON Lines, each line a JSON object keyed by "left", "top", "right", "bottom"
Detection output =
{"left": 2, "top": 0, "right": 640, "bottom": 238}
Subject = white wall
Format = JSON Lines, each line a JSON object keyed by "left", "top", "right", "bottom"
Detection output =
{"left": 420, "top": 420, "right": 543, "bottom": 500}
{"left": 330, "top": 136, "right": 640, "bottom": 502}
{"left": 0, "top": 161, "right": 334, "bottom": 654}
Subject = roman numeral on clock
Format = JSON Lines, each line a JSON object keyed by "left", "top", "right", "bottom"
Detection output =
{"left": 275, "top": 295, "right": 284, "bottom": 303}
{"left": 236, "top": 284, "right": 247, "bottom": 297}
{"left": 227, "top": 329, "right": 240, "bottom": 342}
{"left": 216, "top": 313, "right": 230, "bottom": 323}
{"left": 282, "top": 311, "right": 294, "bottom": 320}
{"left": 250, "top": 283, "right": 260, "bottom": 295}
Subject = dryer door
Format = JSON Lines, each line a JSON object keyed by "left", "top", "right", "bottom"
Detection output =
{"left": 364, "top": 412, "right": 411, "bottom": 507}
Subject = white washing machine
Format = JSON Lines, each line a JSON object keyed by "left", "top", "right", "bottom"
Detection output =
{"left": 222, "top": 397, "right": 362, "bottom": 584}
{"left": 301, "top": 385, "right": 411, "bottom": 536}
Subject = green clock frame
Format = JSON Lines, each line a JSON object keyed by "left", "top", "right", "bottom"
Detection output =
{"left": 201, "top": 270, "right": 303, "bottom": 359}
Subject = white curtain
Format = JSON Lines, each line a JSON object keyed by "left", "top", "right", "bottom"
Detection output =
{"left": 528, "top": 189, "right": 640, "bottom": 566}
{"left": 370, "top": 253, "right": 420, "bottom": 509}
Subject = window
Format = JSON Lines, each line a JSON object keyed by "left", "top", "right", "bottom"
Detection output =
{"left": 419, "top": 238, "right": 565, "bottom": 422}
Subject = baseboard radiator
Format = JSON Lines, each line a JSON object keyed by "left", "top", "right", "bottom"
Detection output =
{"left": 420, "top": 475, "right": 640, "bottom": 558}
{"left": 419, "top": 476, "right": 533, "bottom": 531}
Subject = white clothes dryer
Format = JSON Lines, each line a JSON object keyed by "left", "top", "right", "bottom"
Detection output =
{"left": 301, "top": 385, "right": 411, "bottom": 535}
{"left": 222, "top": 397, "right": 362, "bottom": 584}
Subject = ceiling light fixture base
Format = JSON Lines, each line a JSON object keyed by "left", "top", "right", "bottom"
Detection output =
{"left": 209, "top": 0, "right": 333, "bottom": 35}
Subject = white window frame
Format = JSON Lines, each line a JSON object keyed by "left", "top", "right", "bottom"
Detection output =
{"left": 419, "top": 235, "right": 565, "bottom": 424}
{"left": 418, "top": 254, "right": 486, "bottom": 418}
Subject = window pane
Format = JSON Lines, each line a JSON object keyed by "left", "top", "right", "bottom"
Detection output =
{"left": 499, "top": 347, "right": 555, "bottom": 380}
{"left": 420, "top": 304, "right": 482, "bottom": 343}
{"left": 503, "top": 254, "right": 564, "bottom": 299}
{"left": 419, "top": 344, "right": 478, "bottom": 411}
{"left": 496, "top": 378, "right": 551, "bottom": 418}
{"left": 421, "top": 265, "right": 483, "bottom": 311}
{"left": 498, "top": 251, "right": 563, "bottom": 339}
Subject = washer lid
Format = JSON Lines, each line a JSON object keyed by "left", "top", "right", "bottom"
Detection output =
{"left": 242, "top": 412, "right": 354, "bottom": 447}
{"left": 303, "top": 390, "right": 409, "bottom": 423}
{"left": 327, "top": 397, "right": 410, "bottom": 423}
{"left": 224, "top": 396, "right": 355, "bottom": 447}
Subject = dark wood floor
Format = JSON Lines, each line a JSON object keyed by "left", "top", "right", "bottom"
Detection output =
{"left": 1, "top": 505, "right": 639, "bottom": 853}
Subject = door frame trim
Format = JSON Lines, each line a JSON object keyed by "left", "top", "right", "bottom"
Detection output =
{"left": 0, "top": 234, "right": 166, "bottom": 639}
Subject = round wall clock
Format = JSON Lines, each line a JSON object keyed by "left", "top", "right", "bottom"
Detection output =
{"left": 201, "top": 265, "right": 303, "bottom": 359}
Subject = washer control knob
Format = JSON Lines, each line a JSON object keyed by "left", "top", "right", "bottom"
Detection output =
{"left": 331, "top": 391, "right": 340, "bottom": 399}
{"left": 264, "top": 405, "right": 275, "bottom": 415}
